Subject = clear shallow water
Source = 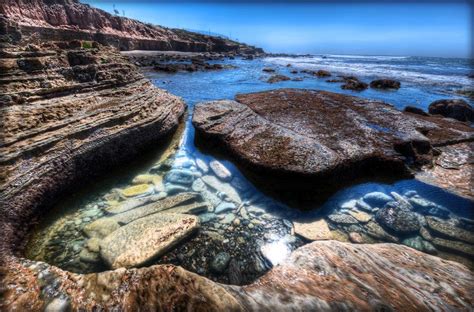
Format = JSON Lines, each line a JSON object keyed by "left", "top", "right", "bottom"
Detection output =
{"left": 27, "top": 56, "right": 474, "bottom": 285}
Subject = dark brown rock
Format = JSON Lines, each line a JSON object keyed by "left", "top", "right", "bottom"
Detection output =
{"left": 341, "top": 78, "right": 368, "bottom": 91}
{"left": 370, "top": 79, "right": 401, "bottom": 89}
{"left": 404, "top": 106, "right": 429, "bottom": 116}
{"left": 262, "top": 67, "right": 275, "bottom": 73}
{"left": 428, "top": 99, "right": 474, "bottom": 122}
{"left": 192, "top": 89, "right": 473, "bottom": 202}
{"left": 315, "top": 69, "right": 331, "bottom": 77}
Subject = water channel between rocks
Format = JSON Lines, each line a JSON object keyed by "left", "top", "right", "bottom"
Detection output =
{"left": 26, "top": 57, "right": 474, "bottom": 285}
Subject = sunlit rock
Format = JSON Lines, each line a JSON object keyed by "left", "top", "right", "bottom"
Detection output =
{"left": 100, "top": 213, "right": 199, "bottom": 269}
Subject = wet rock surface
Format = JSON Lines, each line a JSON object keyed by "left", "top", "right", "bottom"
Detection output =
{"left": 193, "top": 89, "right": 473, "bottom": 202}
{"left": 428, "top": 98, "right": 474, "bottom": 122}
{"left": 100, "top": 213, "right": 200, "bottom": 269}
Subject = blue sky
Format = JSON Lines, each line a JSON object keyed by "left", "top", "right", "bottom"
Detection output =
{"left": 82, "top": 1, "right": 472, "bottom": 57}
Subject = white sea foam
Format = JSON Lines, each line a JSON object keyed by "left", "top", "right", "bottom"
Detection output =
{"left": 265, "top": 56, "right": 472, "bottom": 88}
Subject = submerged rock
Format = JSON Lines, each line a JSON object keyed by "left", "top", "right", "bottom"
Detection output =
{"left": 210, "top": 252, "right": 231, "bottom": 273}
{"left": 209, "top": 160, "right": 232, "bottom": 181}
{"left": 293, "top": 219, "right": 332, "bottom": 240}
{"left": 83, "top": 218, "right": 120, "bottom": 239}
{"left": 100, "top": 213, "right": 199, "bottom": 269}
{"left": 120, "top": 184, "right": 154, "bottom": 197}
{"left": 362, "top": 192, "right": 393, "bottom": 207}
{"left": 431, "top": 237, "right": 474, "bottom": 257}
{"left": 426, "top": 217, "right": 474, "bottom": 244}
{"left": 165, "top": 169, "right": 195, "bottom": 185}
{"left": 201, "top": 175, "right": 241, "bottom": 204}
{"left": 402, "top": 236, "right": 437, "bottom": 254}
{"left": 327, "top": 213, "right": 359, "bottom": 225}
{"left": 375, "top": 206, "right": 421, "bottom": 234}
{"left": 365, "top": 221, "right": 399, "bottom": 242}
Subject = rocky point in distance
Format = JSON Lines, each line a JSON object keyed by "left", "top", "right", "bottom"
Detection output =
{"left": 1, "top": 0, "right": 473, "bottom": 311}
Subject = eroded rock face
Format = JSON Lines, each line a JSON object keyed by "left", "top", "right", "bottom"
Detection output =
{"left": 0, "top": 0, "right": 263, "bottom": 54}
{"left": 3, "top": 241, "right": 473, "bottom": 311}
{"left": 228, "top": 241, "right": 474, "bottom": 311}
{"left": 0, "top": 30, "right": 185, "bottom": 257}
{"left": 192, "top": 89, "right": 473, "bottom": 201}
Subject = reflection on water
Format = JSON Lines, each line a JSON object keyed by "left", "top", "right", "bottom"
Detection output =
{"left": 26, "top": 57, "right": 474, "bottom": 285}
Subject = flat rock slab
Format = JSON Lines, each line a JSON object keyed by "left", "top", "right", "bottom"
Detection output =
{"left": 100, "top": 213, "right": 199, "bottom": 269}
{"left": 193, "top": 89, "right": 473, "bottom": 199}
{"left": 294, "top": 219, "right": 333, "bottom": 240}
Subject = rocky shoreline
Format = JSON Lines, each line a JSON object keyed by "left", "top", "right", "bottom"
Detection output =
{"left": 1, "top": 1, "right": 474, "bottom": 311}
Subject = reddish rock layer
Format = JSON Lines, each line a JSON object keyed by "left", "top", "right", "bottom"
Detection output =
{"left": 0, "top": 0, "right": 263, "bottom": 53}
{"left": 2, "top": 241, "right": 473, "bottom": 311}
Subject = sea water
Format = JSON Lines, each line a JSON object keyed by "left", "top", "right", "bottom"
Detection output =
{"left": 26, "top": 55, "right": 474, "bottom": 285}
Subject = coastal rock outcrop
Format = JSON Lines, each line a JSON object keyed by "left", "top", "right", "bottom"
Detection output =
{"left": 0, "top": 0, "right": 263, "bottom": 54}
{"left": 0, "top": 23, "right": 186, "bottom": 258}
{"left": 428, "top": 99, "right": 474, "bottom": 122}
{"left": 193, "top": 89, "right": 473, "bottom": 201}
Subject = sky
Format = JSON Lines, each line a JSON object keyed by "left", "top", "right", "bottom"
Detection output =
{"left": 81, "top": 1, "right": 472, "bottom": 58}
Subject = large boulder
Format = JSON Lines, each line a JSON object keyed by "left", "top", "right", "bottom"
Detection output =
{"left": 192, "top": 89, "right": 473, "bottom": 202}
{"left": 100, "top": 213, "right": 200, "bottom": 269}
{"left": 428, "top": 99, "right": 474, "bottom": 122}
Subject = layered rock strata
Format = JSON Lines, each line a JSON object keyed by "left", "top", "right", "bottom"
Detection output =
{"left": 0, "top": 0, "right": 263, "bottom": 54}
{"left": 193, "top": 89, "right": 473, "bottom": 202}
{"left": 0, "top": 30, "right": 186, "bottom": 257}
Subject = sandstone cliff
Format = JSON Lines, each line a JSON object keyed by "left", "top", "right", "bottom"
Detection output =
{"left": 0, "top": 0, "right": 263, "bottom": 53}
